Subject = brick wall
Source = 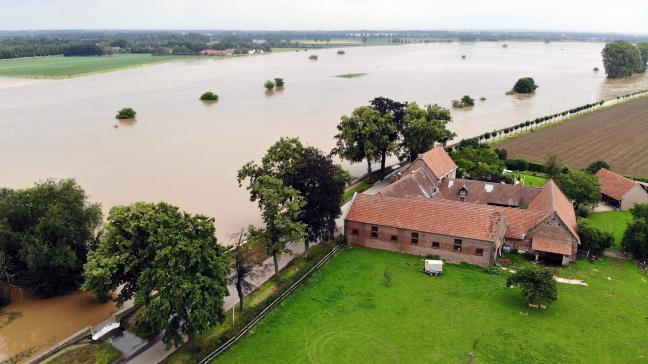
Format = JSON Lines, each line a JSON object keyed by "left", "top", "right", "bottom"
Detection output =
{"left": 526, "top": 212, "right": 578, "bottom": 258}
{"left": 345, "top": 220, "right": 495, "bottom": 267}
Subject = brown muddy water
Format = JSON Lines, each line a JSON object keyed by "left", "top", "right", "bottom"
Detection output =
{"left": 0, "top": 42, "right": 648, "bottom": 361}
{"left": 0, "top": 286, "right": 115, "bottom": 362}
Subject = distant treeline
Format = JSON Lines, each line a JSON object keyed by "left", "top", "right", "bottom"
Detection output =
{"left": 2, "top": 29, "right": 648, "bottom": 60}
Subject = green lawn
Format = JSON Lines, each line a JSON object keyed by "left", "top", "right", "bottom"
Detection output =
{"left": 0, "top": 54, "right": 197, "bottom": 78}
{"left": 585, "top": 210, "right": 633, "bottom": 250}
{"left": 513, "top": 171, "right": 548, "bottom": 187}
{"left": 45, "top": 343, "right": 120, "bottom": 364}
{"left": 216, "top": 247, "right": 648, "bottom": 364}
{"left": 342, "top": 182, "right": 372, "bottom": 203}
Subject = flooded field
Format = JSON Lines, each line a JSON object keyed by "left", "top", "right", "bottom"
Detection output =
{"left": 1, "top": 42, "right": 647, "bottom": 242}
{"left": 0, "top": 286, "right": 115, "bottom": 362}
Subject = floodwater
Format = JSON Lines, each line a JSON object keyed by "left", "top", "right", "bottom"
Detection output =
{"left": 0, "top": 286, "right": 115, "bottom": 362}
{"left": 2, "top": 42, "right": 648, "bottom": 241}
{"left": 1, "top": 41, "right": 648, "bottom": 362}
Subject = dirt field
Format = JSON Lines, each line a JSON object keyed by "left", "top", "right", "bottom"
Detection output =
{"left": 497, "top": 96, "right": 648, "bottom": 177}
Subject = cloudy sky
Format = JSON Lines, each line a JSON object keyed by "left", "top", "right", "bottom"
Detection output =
{"left": 2, "top": 0, "right": 647, "bottom": 34}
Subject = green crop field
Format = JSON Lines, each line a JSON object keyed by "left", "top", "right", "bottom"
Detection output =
{"left": 0, "top": 54, "right": 197, "bottom": 78}
{"left": 217, "top": 247, "right": 648, "bottom": 364}
{"left": 585, "top": 210, "right": 633, "bottom": 250}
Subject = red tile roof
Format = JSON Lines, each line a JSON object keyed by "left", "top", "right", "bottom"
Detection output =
{"left": 532, "top": 237, "right": 572, "bottom": 255}
{"left": 527, "top": 180, "right": 579, "bottom": 241}
{"left": 595, "top": 168, "right": 636, "bottom": 201}
{"left": 420, "top": 146, "right": 457, "bottom": 179}
{"left": 346, "top": 194, "right": 504, "bottom": 242}
{"left": 437, "top": 178, "right": 542, "bottom": 207}
{"left": 380, "top": 168, "right": 437, "bottom": 199}
{"left": 491, "top": 207, "right": 549, "bottom": 240}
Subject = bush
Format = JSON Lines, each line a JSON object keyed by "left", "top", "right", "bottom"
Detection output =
{"left": 264, "top": 80, "right": 275, "bottom": 91}
{"left": 528, "top": 162, "right": 547, "bottom": 173}
{"left": 116, "top": 107, "right": 136, "bottom": 119}
{"left": 200, "top": 92, "right": 219, "bottom": 101}
{"left": 495, "top": 148, "right": 507, "bottom": 160}
{"left": 586, "top": 160, "right": 610, "bottom": 174}
{"left": 576, "top": 204, "right": 592, "bottom": 218}
{"left": 274, "top": 78, "right": 285, "bottom": 88}
{"left": 512, "top": 77, "right": 539, "bottom": 94}
{"left": 578, "top": 220, "right": 613, "bottom": 256}
{"left": 452, "top": 95, "right": 475, "bottom": 108}
{"left": 505, "top": 158, "right": 529, "bottom": 171}
{"left": 506, "top": 266, "right": 557, "bottom": 307}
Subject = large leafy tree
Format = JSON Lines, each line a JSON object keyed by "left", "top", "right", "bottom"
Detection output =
{"left": 0, "top": 179, "right": 101, "bottom": 297}
{"left": 82, "top": 202, "right": 229, "bottom": 352}
{"left": 602, "top": 40, "right": 644, "bottom": 78}
{"left": 242, "top": 175, "right": 306, "bottom": 281}
{"left": 333, "top": 106, "right": 395, "bottom": 176}
{"left": 556, "top": 170, "right": 601, "bottom": 209}
{"left": 401, "top": 102, "right": 456, "bottom": 161}
{"left": 506, "top": 266, "right": 558, "bottom": 307}
{"left": 238, "top": 138, "right": 350, "bottom": 258}
{"left": 577, "top": 219, "right": 614, "bottom": 257}
{"left": 230, "top": 228, "right": 267, "bottom": 313}
{"left": 638, "top": 42, "right": 648, "bottom": 73}
{"left": 452, "top": 146, "right": 505, "bottom": 181}
{"left": 369, "top": 97, "right": 407, "bottom": 172}
{"left": 622, "top": 204, "right": 648, "bottom": 260}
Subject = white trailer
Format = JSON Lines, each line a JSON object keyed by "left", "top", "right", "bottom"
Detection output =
{"left": 424, "top": 260, "right": 443, "bottom": 276}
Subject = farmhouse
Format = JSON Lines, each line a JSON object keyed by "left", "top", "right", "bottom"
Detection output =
{"left": 595, "top": 168, "right": 648, "bottom": 209}
{"left": 345, "top": 146, "right": 580, "bottom": 267}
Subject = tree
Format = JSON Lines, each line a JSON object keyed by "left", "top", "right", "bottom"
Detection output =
{"left": 369, "top": 97, "right": 407, "bottom": 173}
{"left": 585, "top": 160, "right": 610, "bottom": 174}
{"left": 83, "top": 202, "right": 229, "bottom": 352}
{"left": 452, "top": 146, "right": 505, "bottom": 181}
{"left": 638, "top": 42, "right": 648, "bottom": 73}
{"left": 400, "top": 102, "right": 455, "bottom": 162}
{"left": 244, "top": 176, "right": 306, "bottom": 281}
{"left": 63, "top": 43, "right": 104, "bottom": 56}
{"left": 506, "top": 266, "right": 557, "bottom": 307}
{"left": 238, "top": 138, "right": 349, "bottom": 258}
{"left": 545, "top": 154, "right": 562, "bottom": 179}
{"left": 0, "top": 179, "right": 102, "bottom": 298}
{"left": 602, "top": 40, "right": 644, "bottom": 78}
{"left": 333, "top": 106, "right": 395, "bottom": 176}
{"left": 512, "top": 77, "right": 538, "bottom": 93}
{"left": 264, "top": 80, "right": 275, "bottom": 91}
{"left": 230, "top": 228, "right": 266, "bottom": 313}
{"left": 622, "top": 204, "right": 648, "bottom": 260}
{"left": 274, "top": 78, "right": 285, "bottom": 88}
{"left": 556, "top": 170, "right": 601, "bottom": 209}
{"left": 116, "top": 107, "right": 136, "bottom": 119}
{"left": 577, "top": 220, "right": 614, "bottom": 257}
{"left": 0, "top": 252, "right": 12, "bottom": 306}
{"left": 452, "top": 95, "right": 475, "bottom": 108}
{"left": 200, "top": 91, "right": 219, "bottom": 101}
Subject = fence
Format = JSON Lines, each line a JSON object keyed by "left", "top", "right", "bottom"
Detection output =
{"left": 198, "top": 243, "right": 345, "bottom": 364}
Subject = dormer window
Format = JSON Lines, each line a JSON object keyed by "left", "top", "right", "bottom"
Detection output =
{"left": 459, "top": 186, "right": 468, "bottom": 202}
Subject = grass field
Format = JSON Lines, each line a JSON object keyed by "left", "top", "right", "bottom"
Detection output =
{"left": 496, "top": 96, "right": 648, "bottom": 177}
{"left": 0, "top": 54, "right": 197, "bottom": 78}
{"left": 513, "top": 171, "right": 548, "bottom": 187}
{"left": 45, "top": 343, "right": 120, "bottom": 364}
{"left": 585, "top": 210, "right": 633, "bottom": 250}
{"left": 216, "top": 247, "right": 648, "bottom": 364}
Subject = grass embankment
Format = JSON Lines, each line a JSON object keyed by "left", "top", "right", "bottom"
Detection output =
{"left": 217, "top": 247, "right": 648, "bottom": 364}
{"left": 342, "top": 182, "right": 373, "bottom": 203}
{"left": 0, "top": 54, "right": 198, "bottom": 78}
{"left": 585, "top": 211, "right": 633, "bottom": 250}
{"left": 44, "top": 343, "right": 120, "bottom": 364}
{"left": 163, "top": 243, "right": 334, "bottom": 364}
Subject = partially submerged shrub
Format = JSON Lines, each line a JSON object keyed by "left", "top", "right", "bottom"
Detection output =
{"left": 115, "top": 107, "right": 136, "bottom": 119}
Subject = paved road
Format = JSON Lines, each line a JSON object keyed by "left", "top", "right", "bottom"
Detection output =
{"left": 126, "top": 242, "right": 305, "bottom": 364}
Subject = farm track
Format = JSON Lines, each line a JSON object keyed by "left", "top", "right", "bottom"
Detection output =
{"left": 497, "top": 96, "right": 648, "bottom": 177}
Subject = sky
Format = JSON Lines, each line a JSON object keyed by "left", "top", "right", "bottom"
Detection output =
{"left": 1, "top": 0, "right": 648, "bottom": 34}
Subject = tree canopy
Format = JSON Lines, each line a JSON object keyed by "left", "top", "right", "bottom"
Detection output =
{"left": 116, "top": 108, "right": 137, "bottom": 120}
{"left": 200, "top": 92, "right": 219, "bottom": 101}
{"left": 512, "top": 77, "right": 538, "bottom": 93}
{"left": 83, "top": 202, "right": 229, "bottom": 351}
{"left": 556, "top": 170, "right": 601, "bottom": 209}
{"left": 506, "top": 266, "right": 557, "bottom": 307}
{"left": 452, "top": 146, "right": 505, "bottom": 181}
{"left": 577, "top": 219, "right": 614, "bottom": 257}
{"left": 0, "top": 179, "right": 101, "bottom": 298}
{"left": 638, "top": 42, "right": 648, "bottom": 73}
{"left": 622, "top": 204, "right": 648, "bottom": 260}
{"left": 401, "top": 102, "right": 455, "bottom": 161}
{"left": 585, "top": 160, "right": 610, "bottom": 174}
{"left": 369, "top": 97, "right": 407, "bottom": 172}
{"left": 602, "top": 40, "right": 644, "bottom": 79}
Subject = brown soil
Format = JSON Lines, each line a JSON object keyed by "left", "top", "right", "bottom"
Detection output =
{"left": 497, "top": 96, "right": 648, "bottom": 177}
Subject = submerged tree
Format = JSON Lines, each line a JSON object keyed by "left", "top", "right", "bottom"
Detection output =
{"left": 200, "top": 91, "right": 219, "bottom": 101}
{"left": 83, "top": 202, "right": 229, "bottom": 352}
{"left": 512, "top": 77, "right": 538, "bottom": 94}
{"left": 274, "top": 78, "right": 285, "bottom": 88}
{"left": 116, "top": 107, "right": 137, "bottom": 119}
{"left": 264, "top": 80, "right": 275, "bottom": 91}
{"left": 602, "top": 40, "right": 644, "bottom": 78}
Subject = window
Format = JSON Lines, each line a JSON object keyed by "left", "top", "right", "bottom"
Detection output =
{"left": 432, "top": 241, "right": 440, "bottom": 249}
{"left": 351, "top": 229, "right": 359, "bottom": 236}
{"left": 411, "top": 232, "right": 419, "bottom": 245}
{"left": 453, "top": 239, "right": 462, "bottom": 252}
{"left": 475, "top": 248, "right": 484, "bottom": 256}
{"left": 390, "top": 235, "right": 398, "bottom": 242}
{"left": 371, "top": 226, "right": 378, "bottom": 239}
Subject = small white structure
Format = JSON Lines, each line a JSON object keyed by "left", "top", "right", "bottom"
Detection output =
{"left": 424, "top": 259, "right": 443, "bottom": 276}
